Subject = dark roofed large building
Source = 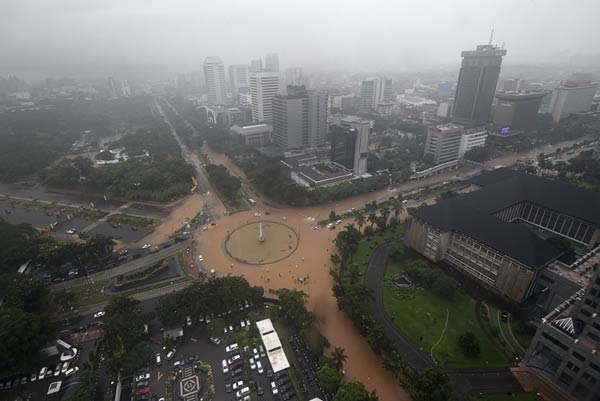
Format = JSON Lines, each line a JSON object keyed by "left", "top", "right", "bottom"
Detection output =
{"left": 407, "top": 168, "right": 600, "bottom": 303}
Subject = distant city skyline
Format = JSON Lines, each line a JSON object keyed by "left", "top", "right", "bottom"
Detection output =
{"left": 1, "top": 0, "right": 600, "bottom": 80}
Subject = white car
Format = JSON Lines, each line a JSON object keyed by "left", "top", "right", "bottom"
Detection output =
{"left": 257, "top": 360, "right": 263, "bottom": 374}
{"left": 65, "top": 367, "right": 79, "bottom": 377}
{"left": 253, "top": 348, "right": 259, "bottom": 359}
{"left": 221, "top": 359, "right": 229, "bottom": 374}
{"left": 236, "top": 387, "right": 250, "bottom": 398}
{"left": 198, "top": 255, "right": 204, "bottom": 262}
{"left": 225, "top": 343, "right": 239, "bottom": 353}
{"left": 166, "top": 349, "right": 176, "bottom": 360}
{"left": 240, "top": 320, "right": 246, "bottom": 329}
{"left": 93, "top": 311, "right": 105, "bottom": 319}
{"left": 186, "top": 316, "right": 192, "bottom": 326}
{"left": 142, "top": 244, "right": 151, "bottom": 249}
{"left": 61, "top": 362, "right": 69, "bottom": 374}
{"left": 249, "top": 358, "right": 256, "bottom": 370}
{"left": 228, "top": 354, "right": 241, "bottom": 364}
{"left": 66, "top": 228, "right": 77, "bottom": 235}
{"left": 271, "top": 381, "right": 279, "bottom": 395}
{"left": 135, "top": 373, "right": 150, "bottom": 381}
{"left": 232, "top": 380, "right": 244, "bottom": 390}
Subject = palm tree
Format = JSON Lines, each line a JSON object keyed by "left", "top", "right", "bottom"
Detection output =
{"left": 354, "top": 213, "right": 366, "bottom": 231}
{"left": 367, "top": 213, "right": 377, "bottom": 228}
{"left": 379, "top": 206, "right": 390, "bottom": 222}
{"left": 391, "top": 198, "right": 403, "bottom": 218}
{"left": 331, "top": 346, "right": 347, "bottom": 373}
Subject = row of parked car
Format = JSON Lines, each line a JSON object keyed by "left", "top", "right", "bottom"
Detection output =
{"left": 0, "top": 363, "right": 79, "bottom": 391}
{"left": 133, "top": 368, "right": 163, "bottom": 401}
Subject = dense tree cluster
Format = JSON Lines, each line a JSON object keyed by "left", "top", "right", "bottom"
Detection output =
{"left": 155, "top": 276, "right": 264, "bottom": 327}
{"left": 0, "top": 219, "right": 114, "bottom": 276}
{"left": 0, "top": 273, "right": 56, "bottom": 371}
{"left": 44, "top": 125, "right": 195, "bottom": 202}
{"left": 204, "top": 164, "right": 242, "bottom": 204}
{"left": 274, "top": 288, "right": 314, "bottom": 331}
{"left": 332, "top": 380, "right": 378, "bottom": 401}
{"left": 404, "top": 262, "right": 460, "bottom": 300}
{"left": 102, "top": 296, "right": 154, "bottom": 373}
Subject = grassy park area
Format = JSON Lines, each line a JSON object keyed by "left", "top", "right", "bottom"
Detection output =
{"left": 383, "top": 258, "right": 509, "bottom": 368}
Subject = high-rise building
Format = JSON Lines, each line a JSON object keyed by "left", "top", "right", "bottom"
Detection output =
{"left": 107, "top": 77, "right": 117, "bottom": 97}
{"left": 265, "top": 53, "right": 279, "bottom": 72}
{"left": 203, "top": 56, "right": 227, "bottom": 105}
{"left": 229, "top": 64, "right": 250, "bottom": 103}
{"left": 452, "top": 44, "right": 507, "bottom": 126}
{"left": 525, "top": 265, "right": 600, "bottom": 400}
{"left": 250, "top": 58, "right": 263, "bottom": 73}
{"left": 249, "top": 71, "right": 280, "bottom": 122}
{"left": 359, "top": 77, "right": 392, "bottom": 111}
{"left": 285, "top": 67, "right": 304, "bottom": 86}
{"left": 271, "top": 85, "right": 328, "bottom": 149}
{"left": 330, "top": 116, "right": 370, "bottom": 175}
{"left": 549, "top": 81, "right": 598, "bottom": 122}
{"left": 493, "top": 91, "right": 548, "bottom": 131}
{"left": 502, "top": 78, "right": 526, "bottom": 92}
{"left": 424, "top": 123, "right": 464, "bottom": 164}
{"left": 120, "top": 80, "right": 131, "bottom": 97}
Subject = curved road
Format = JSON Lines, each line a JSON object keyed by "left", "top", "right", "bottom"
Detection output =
{"left": 364, "top": 244, "right": 523, "bottom": 400}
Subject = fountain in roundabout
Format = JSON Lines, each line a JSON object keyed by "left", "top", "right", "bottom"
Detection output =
{"left": 224, "top": 220, "right": 298, "bottom": 265}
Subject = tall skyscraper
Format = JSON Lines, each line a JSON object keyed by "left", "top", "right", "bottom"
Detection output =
{"left": 452, "top": 44, "right": 507, "bottom": 126}
{"left": 330, "top": 116, "right": 370, "bottom": 175}
{"left": 107, "top": 77, "right": 117, "bottom": 97}
{"left": 271, "top": 85, "right": 328, "bottom": 149}
{"left": 203, "top": 56, "right": 227, "bottom": 105}
{"left": 249, "top": 71, "right": 280, "bottom": 122}
{"left": 285, "top": 67, "right": 304, "bottom": 86}
{"left": 250, "top": 58, "right": 263, "bottom": 73}
{"left": 229, "top": 64, "right": 250, "bottom": 103}
{"left": 359, "top": 77, "right": 392, "bottom": 111}
{"left": 120, "top": 80, "right": 131, "bottom": 97}
{"left": 265, "top": 53, "right": 279, "bottom": 72}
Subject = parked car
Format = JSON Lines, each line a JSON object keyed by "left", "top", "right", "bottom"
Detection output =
{"left": 271, "top": 381, "right": 279, "bottom": 395}
{"left": 93, "top": 311, "right": 106, "bottom": 319}
{"left": 173, "top": 360, "right": 185, "bottom": 368}
{"left": 136, "top": 380, "right": 149, "bottom": 388}
{"left": 65, "top": 366, "right": 79, "bottom": 377}
{"left": 186, "top": 316, "right": 192, "bottom": 326}
{"left": 228, "top": 354, "right": 241, "bottom": 365}
{"left": 166, "top": 349, "right": 176, "bottom": 360}
{"left": 249, "top": 358, "right": 256, "bottom": 370}
{"left": 225, "top": 343, "right": 239, "bottom": 353}
{"left": 209, "top": 337, "right": 221, "bottom": 345}
{"left": 232, "top": 380, "right": 244, "bottom": 390}
{"left": 136, "top": 373, "right": 150, "bottom": 381}
{"left": 136, "top": 387, "right": 151, "bottom": 396}
{"left": 257, "top": 361, "right": 263, "bottom": 374}
{"left": 221, "top": 360, "right": 229, "bottom": 374}
{"left": 155, "top": 354, "right": 162, "bottom": 366}
{"left": 236, "top": 386, "right": 250, "bottom": 399}
{"left": 230, "top": 368, "right": 243, "bottom": 378}
{"left": 259, "top": 345, "right": 266, "bottom": 358}
{"left": 225, "top": 383, "right": 232, "bottom": 393}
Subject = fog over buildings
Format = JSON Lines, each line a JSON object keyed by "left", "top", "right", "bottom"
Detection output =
{"left": 1, "top": 0, "right": 600, "bottom": 80}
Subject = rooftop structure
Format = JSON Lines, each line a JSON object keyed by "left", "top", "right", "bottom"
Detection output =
{"left": 230, "top": 123, "right": 272, "bottom": 146}
{"left": 407, "top": 168, "right": 600, "bottom": 303}
{"left": 256, "top": 318, "right": 290, "bottom": 373}
{"left": 493, "top": 91, "right": 548, "bottom": 132}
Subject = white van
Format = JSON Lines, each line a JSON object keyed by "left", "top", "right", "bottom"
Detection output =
{"left": 156, "top": 354, "right": 162, "bottom": 366}
{"left": 38, "top": 367, "right": 48, "bottom": 380}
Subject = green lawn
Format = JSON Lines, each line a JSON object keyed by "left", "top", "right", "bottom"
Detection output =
{"left": 474, "top": 393, "right": 543, "bottom": 401}
{"left": 383, "top": 260, "right": 509, "bottom": 368}
{"left": 352, "top": 225, "right": 404, "bottom": 277}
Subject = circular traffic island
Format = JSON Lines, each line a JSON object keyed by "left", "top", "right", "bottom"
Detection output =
{"left": 224, "top": 221, "right": 299, "bottom": 265}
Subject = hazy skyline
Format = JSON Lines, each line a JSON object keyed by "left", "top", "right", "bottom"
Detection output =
{"left": 2, "top": 0, "right": 600, "bottom": 80}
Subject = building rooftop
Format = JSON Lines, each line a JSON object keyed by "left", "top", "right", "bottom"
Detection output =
{"left": 410, "top": 168, "right": 600, "bottom": 269}
{"left": 495, "top": 91, "right": 549, "bottom": 101}
{"left": 469, "top": 168, "right": 600, "bottom": 226}
{"left": 411, "top": 200, "right": 562, "bottom": 269}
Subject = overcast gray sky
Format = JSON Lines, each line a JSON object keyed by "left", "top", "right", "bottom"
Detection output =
{"left": 1, "top": 0, "right": 599, "bottom": 80}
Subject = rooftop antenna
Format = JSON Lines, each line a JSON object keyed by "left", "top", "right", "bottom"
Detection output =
{"left": 488, "top": 28, "right": 495, "bottom": 45}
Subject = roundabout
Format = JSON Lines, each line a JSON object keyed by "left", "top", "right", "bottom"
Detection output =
{"left": 224, "top": 220, "right": 299, "bottom": 265}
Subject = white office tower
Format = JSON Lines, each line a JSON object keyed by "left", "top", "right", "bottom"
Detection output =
{"left": 265, "top": 53, "right": 279, "bottom": 72}
{"left": 251, "top": 58, "right": 263, "bottom": 73}
{"left": 285, "top": 67, "right": 304, "bottom": 86}
{"left": 203, "top": 56, "right": 227, "bottom": 105}
{"left": 359, "top": 77, "right": 392, "bottom": 110}
{"left": 250, "top": 71, "right": 280, "bottom": 122}
{"left": 120, "top": 80, "right": 131, "bottom": 97}
{"left": 229, "top": 64, "right": 250, "bottom": 103}
{"left": 549, "top": 81, "right": 598, "bottom": 122}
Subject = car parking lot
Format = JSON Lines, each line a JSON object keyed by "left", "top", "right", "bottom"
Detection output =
{"left": 134, "top": 305, "right": 327, "bottom": 401}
